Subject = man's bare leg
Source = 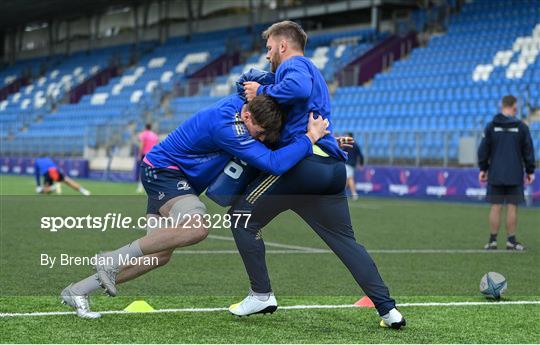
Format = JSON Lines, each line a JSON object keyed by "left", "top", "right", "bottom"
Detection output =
{"left": 69, "top": 250, "right": 174, "bottom": 297}
{"left": 347, "top": 177, "right": 358, "bottom": 200}
{"left": 63, "top": 176, "right": 81, "bottom": 190}
{"left": 115, "top": 213, "right": 179, "bottom": 283}
{"left": 484, "top": 204, "right": 502, "bottom": 249}
{"left": 70, "top": 215, "right": 170, "bottom": 295}
{"left": 94, "top": 219, "right": 207, "bottom": 296}
{"left": 489, "top": 204, "right": 502, "bottom": 235}
{"left": 504, "top": 203, "right": 523, "bottom": 250}
{"left": 95, "top": 195, "right": 208, "bottom": 296}
{"left": 116, "top": 250, "right": 174, "bottom": 283}
{"left": 505, "top": 204, "right": 517, "bottom": 237}
{"left": 69, "top": 196, "right": 207, "bottom": 297}
{"left": 113, "top": 214, "right": 174, "bottom": 283}
{"left": 63, "top": 177, "right": 91, "bottom": 195}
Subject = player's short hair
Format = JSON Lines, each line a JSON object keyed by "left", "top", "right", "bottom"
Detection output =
{"left": 145, "top": 123, "right": 152, "bottom": 130}
{"left": 262, "top": 20, "right": 307, "bottom": 52}
{"left": 247, "top": 94, "right": 284, "bottom": 144}
{"left": 501, "top": 95, "right": 517, "bottom": 108}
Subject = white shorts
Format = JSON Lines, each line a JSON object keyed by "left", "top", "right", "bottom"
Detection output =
{"left": 345, "top": 165, "right": 355, "bottom": 179}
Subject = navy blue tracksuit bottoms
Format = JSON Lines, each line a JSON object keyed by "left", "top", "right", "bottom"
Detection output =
{"left": 229, "top": 154, "right": 396, "bottom": 316}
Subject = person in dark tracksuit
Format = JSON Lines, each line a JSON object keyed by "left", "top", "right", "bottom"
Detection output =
{"left": 478, "top": 95, "right": 535, "bottom": 251}
{"left": 344, "top": 132, "right": 364, "bottom": 201}
{"left": 229, "top": 21, "right": 405, "bottom": 329}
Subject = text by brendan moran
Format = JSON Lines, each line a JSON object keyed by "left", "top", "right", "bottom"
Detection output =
{"left": 40, "top": 254, "right": 158, "bottom": 268}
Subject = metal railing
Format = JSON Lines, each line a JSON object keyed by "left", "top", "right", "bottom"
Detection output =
{"left": 172, "top": 76, "right": 217, "bottom": 98}
{"left": 352, "top": 128, "right": 540, "bottom": 167}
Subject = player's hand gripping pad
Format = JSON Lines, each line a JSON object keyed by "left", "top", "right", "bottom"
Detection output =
{"left": 236, "top": 69, "right": 275, "bottom": 102}
{"left": 206, "top": 158, "right": 260, "bottom": 206}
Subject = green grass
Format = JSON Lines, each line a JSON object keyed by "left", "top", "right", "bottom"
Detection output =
{"left": 1, "top": 174, "right": 539, "bottom": 343}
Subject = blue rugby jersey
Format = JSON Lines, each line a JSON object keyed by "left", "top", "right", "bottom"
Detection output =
{"left": 145, "top": 94, "right": 313, "bottom": 194}
{"left": 34, "top": 157, "right": 57, "bottom": 186}
{"left": 256, "top": 56, "right": 346, "bottom": 161}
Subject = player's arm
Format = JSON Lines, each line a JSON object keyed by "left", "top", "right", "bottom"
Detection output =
{"left": 137, "top": 133, "right": 144, "bottom": 159}
{"left": 215, "top": 114, "right": 327, "bottom": 176}
{"left": 34, "top": 162, "right": 41, "bottom": 187}
{"left": 138, "top": 142, "right": 144, "bottom": 159}
{"left": 521, "top": 123, "right": 536, "bottom": 183}
{"left": 477, "top": 124, "right": 492, "bottom": 182}
{"left": 236, "top": 69, "right": 275, "bottom": 102}
{"left": 253, "top": 64, "right": 313, "bottom": 104}
{"left": 221, "top": 135, "right": 310, "bottom": 176}
{"left": 356, "top": 144, "right": 364, "bottom": 167}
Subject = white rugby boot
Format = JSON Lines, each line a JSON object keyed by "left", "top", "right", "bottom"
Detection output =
{"left": 229, "top": 290, "right": 278, "bottom": 316}
{"left": 506, "top": 241, "right": 525, "bottom": 251}
{"left": 380, "top": 308, "right": 406, "bottom": 329}
{"left": 95, "top": 257, "right": 119, "bottom": 297}
{"left": 61, "top": 284, "right": 101, "bottom": 319}
{"left": 484, "top": 241, "right": 497, "bottom": 250}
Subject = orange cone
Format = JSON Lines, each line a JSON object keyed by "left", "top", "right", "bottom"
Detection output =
{"left": 354, "top": 296, "right": 375, "bottom": 308}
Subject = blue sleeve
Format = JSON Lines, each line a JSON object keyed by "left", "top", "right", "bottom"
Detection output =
{"left": 257, "top": 63, "right": 313, "bottom": 105}
{"left": 521, "top": 124, "right": 535, "bottom": 174}
{"left": 34, "top": 162, "right": 41, "bottom": 186}
{"left": 477, "top": 124, "right": 492, "bottom": 172}
{"left": 214, "top": 127, "right": 313, "bottom": 175}
{"left": 236, "top": 69, "right": 275, "bottom": 101}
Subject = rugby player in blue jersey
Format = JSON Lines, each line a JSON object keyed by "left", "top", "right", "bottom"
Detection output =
{"left": 34, "top": 157, "right": 91, "bottom": 195}
{"left": 60, "top": 94, "right": 329, "bottom": 318}
{"left": 229, "top": 21, "right": 405, "bottom": 329}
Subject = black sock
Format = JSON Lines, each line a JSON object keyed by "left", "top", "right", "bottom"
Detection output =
{"left": 489, "top": 234, "right": 497, "bottom": 243}
{"left": 507, "top": 235, "right": 516, "bottom": 244}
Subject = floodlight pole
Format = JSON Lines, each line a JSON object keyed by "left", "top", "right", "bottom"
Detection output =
{"left": 95, "top": 13, "right": 101, "bottom": 47}
{"left": 88, "top": 15, "right": 93, "bottom": 52}
{"left": 140, "top": 0, "right": 150, "bottom": 45}
{"left": 133, "top": 4, "right": 140, "bottom": 48}
{"left": 165, "top": 0, "right": 171, "bottom": 41}
{"left": 16, "top": 25, "right": 23, "bottom": 61}
{"left": 48, "top": 20, "right": 55, "bottom": 57}
{"left": 66, "top": 20, "right": 71, "bottom": 56}
{"left": 371, "top": 2, "right": 380, "bottom": 33}
{"left": 187, "top": 0, "right": 194, "bottom": 40}
{"left": 8, "top": 28, "right": 16, "bottom": 64}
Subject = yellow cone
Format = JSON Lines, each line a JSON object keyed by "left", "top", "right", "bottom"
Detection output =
{"left": 124, "top": 300, "right": 155, "bottom": 313}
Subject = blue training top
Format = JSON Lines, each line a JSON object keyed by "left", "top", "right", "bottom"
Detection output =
{"left": 34, "top": 157, "right": 57, "bottom": 186}
{"left": 145, "top": 94, "right": 313, "bottom": 194}
{"left": 257, "top": 56, "right": 346, "bottom": 161}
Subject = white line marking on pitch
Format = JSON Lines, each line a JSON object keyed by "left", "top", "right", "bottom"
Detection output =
{"left": 139, "top": 231, "right": 522, "bottom": 255}
{"left": 1, "top": 301, "right": 538, "bottom": 318}
{"left": 143, "top": 231, "right": 525, "bottom": 254}
{"left": 174, "top": 250, "right": 314, "bottom": 254}
{"left": 367, "top": 249, "right": 524, "bottom": 254}
{"left": 205, "top": 235, "right": 521, "bottom": 254}
{"left": 208, "top": 234, "right": 327, "bottom": 252}
{"left": 175, "top": 248, "right": 523, "bottom": 254}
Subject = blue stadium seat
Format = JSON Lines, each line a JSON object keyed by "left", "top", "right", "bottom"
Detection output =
{"left": 330, "top": 0, "right": 539, "bottom": 161}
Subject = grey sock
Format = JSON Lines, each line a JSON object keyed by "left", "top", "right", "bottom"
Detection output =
{"left": 71, "top": 274, "right": 101, "bottom": 295}
{"left": 103, "top": 240, "right": 143, "bottom": 267}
